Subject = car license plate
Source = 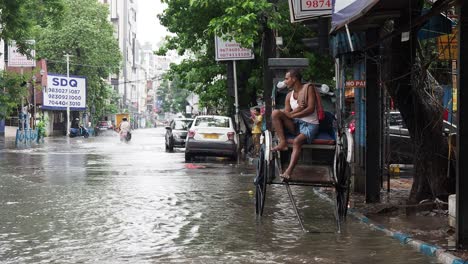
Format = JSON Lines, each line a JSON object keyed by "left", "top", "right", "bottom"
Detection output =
{"left": 204, "top": 134, "right": 219, "bottom": 139}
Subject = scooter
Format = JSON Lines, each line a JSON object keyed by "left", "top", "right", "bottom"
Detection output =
{"left": 70, "top": 126, "right": 90, "bottom": 138}
{"left": 120, "top": 131, "right": 131, "bottom": 142}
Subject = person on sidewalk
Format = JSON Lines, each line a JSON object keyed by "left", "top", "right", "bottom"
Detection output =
{"left": 251, "top": 107, "right": 263, "bottom": 157}
{"left": 271, "top": 69, "right": 320, "bottom": 180}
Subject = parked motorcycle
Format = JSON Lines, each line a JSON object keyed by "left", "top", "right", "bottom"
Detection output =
{"left": 70, "top": 126, "right": 90, "bottom": 138}
{"left": 120, "top": 131, "right": 131, "bottom": 142}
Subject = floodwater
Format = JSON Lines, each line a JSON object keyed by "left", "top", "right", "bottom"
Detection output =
{"left": 0, "top": 128, "right": 436, "bottom": 263}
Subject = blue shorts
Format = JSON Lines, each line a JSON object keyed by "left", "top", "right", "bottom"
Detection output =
{"left": 286, "top": 119, "right": 320, "bottom": 144}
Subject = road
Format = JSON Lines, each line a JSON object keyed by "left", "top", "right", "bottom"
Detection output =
{"left": 0, "top": 128, "right": 435, "bottom": 263}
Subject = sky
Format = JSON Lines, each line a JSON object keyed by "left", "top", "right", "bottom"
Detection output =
{"left": 136, "top": 0, "right": 356, "bottom": 46}
{"left": 335, "top": 0, "right": 355, "bottom": 12}
{"left": 136, "top": 0, "right": 169, "bottom": 46}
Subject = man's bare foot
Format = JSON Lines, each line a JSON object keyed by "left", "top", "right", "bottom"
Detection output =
{"left": 272, "top": 143, "right": 288, "bottom": 152}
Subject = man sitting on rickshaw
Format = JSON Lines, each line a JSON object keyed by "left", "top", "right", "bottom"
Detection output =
{"left": 271, "top": 69, "right": 320, "bottom": 180}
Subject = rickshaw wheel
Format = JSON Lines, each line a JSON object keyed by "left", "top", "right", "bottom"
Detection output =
{"left": 255, "top": 145, "right": 268, "bottom": 216}
{"left": 336, "top": 136, "right": 351, "bottom": 221}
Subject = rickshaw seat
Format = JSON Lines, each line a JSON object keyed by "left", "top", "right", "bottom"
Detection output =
{"left": 286, "top": 111, "right": 336, "bottom": 148}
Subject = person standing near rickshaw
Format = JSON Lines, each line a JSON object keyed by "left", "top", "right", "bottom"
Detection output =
{"left": 251, "top": 107, "right": 263, "bottom": 157}
{"left": 271, "top": 69, "right": 319, "bottom": 180}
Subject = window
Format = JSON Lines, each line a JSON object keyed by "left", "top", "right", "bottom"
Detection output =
{"left": 173, "top": 120, "right": 193, "bottom": 130}
{"left": 194, "top": 117, "right": 230, "bottom": 128}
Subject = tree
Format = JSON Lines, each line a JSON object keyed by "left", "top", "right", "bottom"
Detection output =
{"left": 382, "top": 0, "right": 454, "bottom": 203}
{"left": 0, "top": 0, "right": 64, "bottom": 55}
{"left": 0, "top": 0, "right": 64, "bottom": 119}
{"left": 157, "top": 0, "right": 324, "bottom": 113}
{"left": 0, "top": 72, "right": 32, "bottom": 119}
{"left": 34, "top": 0, "right": 121, "bottom": 123}
{"left": 156, "top": 75, "right": 191, "bottom": 115}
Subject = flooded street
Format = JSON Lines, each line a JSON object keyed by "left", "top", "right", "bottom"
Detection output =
{"left": 0, "top": 128, "right": 435, "bottom": 263}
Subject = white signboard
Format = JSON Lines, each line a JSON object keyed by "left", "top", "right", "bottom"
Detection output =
{"left": 8, "top": 41, "right": 36, "bottom": 67}
{"left": 42, "top": 74, "right": 87, "bottom": 111}
{"left": 288, "top": 0, "right": 332, "bottom": 23}
{"left": 215, "top": 36, "right": 254, "bottom": 61}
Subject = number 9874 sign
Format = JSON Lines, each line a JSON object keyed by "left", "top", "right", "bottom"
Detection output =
{"left": 302, "top": 0, "right": 331, "bottom": 10}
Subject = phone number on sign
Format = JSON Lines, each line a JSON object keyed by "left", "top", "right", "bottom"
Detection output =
{"left": 303, "top": 0, "right": 331, "bottom": 9}
{"left": 48, "top": 100, "right": 81, "bottom": 107}
{"left": 47, "top": 94, "right": 82, "bottom": 100}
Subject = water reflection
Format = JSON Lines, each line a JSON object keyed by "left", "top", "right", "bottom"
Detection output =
{"left": 0, "top": 129, "right": 436, "bottom": 263}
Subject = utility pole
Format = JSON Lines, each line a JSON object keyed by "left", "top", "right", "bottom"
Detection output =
{"left": 64, "top": 54, "right": 72, "bottom": 136}
{"left": 123, "top": 0, "right": 128, "bottom": 110}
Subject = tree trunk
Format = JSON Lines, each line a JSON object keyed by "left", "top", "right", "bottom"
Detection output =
{"left": 384, "top": 2, "right": 454, "bottom": 203}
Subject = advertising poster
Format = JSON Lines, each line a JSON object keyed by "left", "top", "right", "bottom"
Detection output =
{"left": 42, "top": 74, "right": 87, "bottom": 111}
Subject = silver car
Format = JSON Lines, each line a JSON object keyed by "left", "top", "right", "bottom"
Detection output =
{"left": 165, "top": 118, "right": 194, "bottom": 152}
{"left": 184, "top": 115, "right": 237, "bottom": 162}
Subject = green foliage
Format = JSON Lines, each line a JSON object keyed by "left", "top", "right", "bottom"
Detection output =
{"left": 0, "top": 72, "right": 31, "bottom": 119}
{"left": 158, "top": 0, "right": 334, "bottom": 111}
{"left": 35, "top": 0, "right": 122, "bottom": 123}
{"left": 156, "top": 76, "right": 191, "bottom": 114}
{"left": 1, "top": 0, "right": 64, "bottom": 55}
{"left": 303, "top": 52, "right": 335, "bottom": 86}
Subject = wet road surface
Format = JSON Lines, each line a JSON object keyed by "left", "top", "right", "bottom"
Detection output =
{"left": 0, "top": 128, "right": 436, "bottom": 263}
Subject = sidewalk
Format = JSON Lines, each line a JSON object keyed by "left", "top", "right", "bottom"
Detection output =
{"left": 345, "top": 177, "right": 468, "bottom": 264}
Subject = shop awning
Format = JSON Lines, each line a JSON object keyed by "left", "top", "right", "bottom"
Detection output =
{"left": 331, "top": 0, "right": 411, "bottom": 33}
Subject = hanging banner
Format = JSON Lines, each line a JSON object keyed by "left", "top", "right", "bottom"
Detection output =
{"left": 215, "top": 36, "right": 254, "bottom": 61}
{"left": 8, "top": 41, "right": 36, "bottom": 67}
{"left": 288, "top": 0, "right": 332, "bottom": 23}
{"left": 42, "top": 74, "right": 87, "bottom": 111}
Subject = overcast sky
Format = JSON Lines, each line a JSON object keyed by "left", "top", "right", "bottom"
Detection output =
{"left": 136, "top": 0, "right": 356, "bottom": 45}
{"left": 136, "top": 0, "right": 168, "bottom": 46}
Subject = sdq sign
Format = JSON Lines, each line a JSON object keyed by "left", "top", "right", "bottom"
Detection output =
{"left": 42, "top": 74, "right": 87, "bottom": 111}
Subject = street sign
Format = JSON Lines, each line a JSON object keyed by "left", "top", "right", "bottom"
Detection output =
{"left": 215, "top": 36, "right": 254, "bottom": 61}
{"left": 8, "top": 41, "right": 36, "bottom": 67}
{"left": 288, "top": 0, "right": 332, "bottom": 23}
{"left": 345, "top": 80, "right": 366, "bottom": 88}
{"left": 42, "top": 74, "right": 87, "bottom": 111}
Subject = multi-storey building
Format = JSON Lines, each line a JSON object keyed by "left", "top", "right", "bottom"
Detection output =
{"left": 99, "top": 0, "right": 138, "bottom": 111}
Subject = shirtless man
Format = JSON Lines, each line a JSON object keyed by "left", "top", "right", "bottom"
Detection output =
{"left": 271, "top": 69, "right": 320, "bottom": 179}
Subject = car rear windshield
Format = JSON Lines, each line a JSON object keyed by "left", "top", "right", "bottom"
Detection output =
{"left": 194, "top": 117, "right": 230, "bottom": 128}
{"left": 99, "top": 121, "right": 109, "bottom": 126}
{"left": 174, "top": 120, "right": 193, "bottom": 130}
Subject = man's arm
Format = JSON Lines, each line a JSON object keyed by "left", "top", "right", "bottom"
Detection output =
{"left": 284, "top": 91, "right": 293, "bottom": 113}
{"left": 290, "top": 85, "right": 316, "bottom": 119}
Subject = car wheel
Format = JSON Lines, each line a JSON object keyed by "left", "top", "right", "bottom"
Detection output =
{"left": 185, "top": 153, "right": 192, "bottom": 162}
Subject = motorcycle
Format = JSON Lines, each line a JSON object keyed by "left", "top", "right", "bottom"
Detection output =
{"left": 70, "top": 126, "right": 90, "bottom": 138}
{"left": 120, "top": 131, "right": 131, "bottom": 142}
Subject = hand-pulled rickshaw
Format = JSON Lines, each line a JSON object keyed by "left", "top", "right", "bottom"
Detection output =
{"left": 254, "top": 81, "right": 353, "bottom": 233}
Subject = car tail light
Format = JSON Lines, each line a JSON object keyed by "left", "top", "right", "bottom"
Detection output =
{"left": 188, "top": 130, "right": 195, "bottom": 138}
{"left": 227, "top": 132, "right": 235, "bottom": 141}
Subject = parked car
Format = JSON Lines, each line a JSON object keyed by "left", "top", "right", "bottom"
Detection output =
{"left": 165, "top": 118, "right": 194, "bottom": 152}
{"left": 94, "top": 120, "right": 114, "bottom": 136}
{"left": 96, "top": 120, "right": 114, "bottom": 131}
{"left": 184, "top": 115, "right": 238, "bottom": 162}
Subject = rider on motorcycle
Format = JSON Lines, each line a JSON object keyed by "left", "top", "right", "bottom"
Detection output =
{"left": 119, "top": 117, "right": 131, "bottom": 141}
